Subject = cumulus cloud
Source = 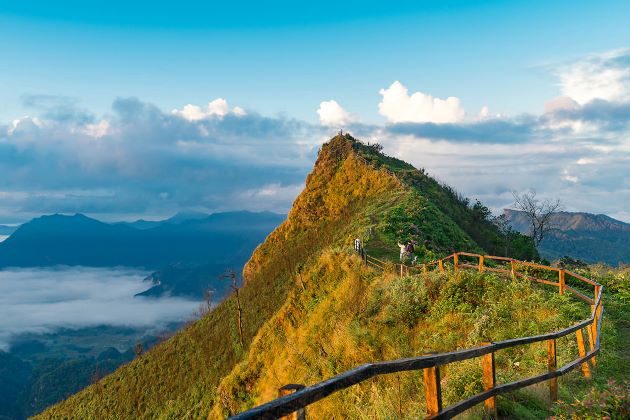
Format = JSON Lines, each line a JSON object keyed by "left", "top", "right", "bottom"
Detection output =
{"left": 0, "top": 267, "right": 198, "bottom": 350}
{"left": 556, "top": 48, "right": 630, "bottom": 104}
{"left": 378, "top": 81, "right": 465, "bottom": 123}
{"left": 0, "top": 97, "right": 323, "bottom": 221}
{"left": 172, "top": 98, "right": 246, "bottom": 121}
{"left": 317, "top": 100, "right": 355, "bottom": 126}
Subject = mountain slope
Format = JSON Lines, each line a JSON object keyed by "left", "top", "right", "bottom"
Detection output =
{"left": 39, "top": 134, "right": 538, "bottom": 418}
{"left": 505, "top": 209, "right": 630, "bottom": 265}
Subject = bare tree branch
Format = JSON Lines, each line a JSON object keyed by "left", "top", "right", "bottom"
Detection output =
{"left": 512, "top": 189, "right": 562, "bottom": 247}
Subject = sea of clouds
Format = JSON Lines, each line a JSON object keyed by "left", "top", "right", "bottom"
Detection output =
{"left": 0, "top": 266, "right": 199, "bottom": 350}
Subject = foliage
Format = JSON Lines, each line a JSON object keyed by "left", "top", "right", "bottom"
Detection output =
{"left": 552, "top": 380, "right": 630, "bottom": 419}
{"left": 210, "top": 251, "right": 584, "bottom": 417}
{"left": 352, "top": 137, "right": 538, "bottom": 260}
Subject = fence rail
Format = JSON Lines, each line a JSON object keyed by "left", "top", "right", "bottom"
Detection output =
{"left": 231, "top": 251, "right": 604, "bottom": 420}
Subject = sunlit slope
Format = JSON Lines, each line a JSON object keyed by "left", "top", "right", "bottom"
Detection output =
{"left": 39, "top": 134, "right": 536, "bottom": 418}
{"left": 211, "top": 251, "right": 584, "bottom": 418}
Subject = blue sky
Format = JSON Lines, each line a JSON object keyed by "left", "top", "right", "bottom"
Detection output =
{"left": 2, "top": 1, "right": 628, "bottom": 122}
{"left": 1, "top": 1, "right": 629, "bottom": 223}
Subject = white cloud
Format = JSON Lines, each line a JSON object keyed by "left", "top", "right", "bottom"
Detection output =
{"left": 230, "top": 183, "right": 304, "bottom": 213}
{"left": 576, "top": 157, "right": 596, "bottom": 165}
{"left": 378, "top": 81, "right": 465, "bottom": 123}
{"left": 171, "top": 98, "right": 246, "bottom": 121}
{"left": 562, "top": 168, "right": 579, "bottom": 183}
{"left": 82, "top": 119, "right": 110, "bottom": 137}
{"left": 7, "top": 116, "right": 42, "bottom": 136}
{"left": 544, "top": 96, "right": 580, "bottom": 114}
{"left": 317, "top": 100, "right": 354, "bottom": 126}
{"left": 557, "top": 48, "right": 630, "bottom": 104}
{"left": 0, "top": 267, "right": 198, "bottom": 350}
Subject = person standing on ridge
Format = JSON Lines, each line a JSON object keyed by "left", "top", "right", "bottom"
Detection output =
{"left": 405, "top": 240, "right": 415, "bottom": 264}
{"left": 398, "top": 241, "right": 407, "bottom": 262}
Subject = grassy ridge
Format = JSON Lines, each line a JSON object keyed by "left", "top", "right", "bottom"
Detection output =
{"left": 40, "top": 134, "right": 549, "bottom": 418}
{"left": 211, "top": 249, "right": 587, "bottom": 417}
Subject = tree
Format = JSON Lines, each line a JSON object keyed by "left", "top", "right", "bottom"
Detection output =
{"left": 512, "top": 190, "right": 562, "bottom": 247}
{"left": 221, "top": 270, "right": 244, "bottom": 348}
{"left": 133, "top": 343, "right": 144, "bottom": 358}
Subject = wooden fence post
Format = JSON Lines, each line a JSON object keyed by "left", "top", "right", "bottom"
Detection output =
{"left": 587, "top": 319, "right": 596, "bottom": 367}
{"left": 594, "top": 284, "right": 601, "bottom": 303}
{"left": 453, "top": 254, "right": 459, "bottom": 271}
{"left": 510, "top": 260, "right": 516, "bottom": 278}
{"left": 278, "top": 384, "right": 306, "bottom": 420}
{"left": 423, "top": 264, "right": 428, "bottom": 274}
{"left": 575, "top": 329, "right": 591, "bottom": 378}
{"left": 479, "top": 256, "right": 485, "bottom": 273}
{"left": 558, "top": 270, "right": 565, "bottom": 295}
{"left": 439, "top": 259, "right": 444, "bottom": 272}
{"left": 481, "top": 344, "right": 497, "bottom": 419}
{"left": 423, "top": 366, "right": 442, "bottom": 417}
{"left": 592, "top": 287, "right": 601, "bottom": 345}
{"left": 547, "top": 339, "right": 558, "bottom": 402}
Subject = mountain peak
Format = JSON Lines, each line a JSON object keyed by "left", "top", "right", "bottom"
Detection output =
{"left": 41, "top": 134, "right": 538, "bottom": 418}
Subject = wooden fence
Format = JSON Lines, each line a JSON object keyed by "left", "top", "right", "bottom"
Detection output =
{"left": 231, "top": 251, "right": 604, "bottom": 419}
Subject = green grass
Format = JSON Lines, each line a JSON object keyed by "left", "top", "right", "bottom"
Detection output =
{"left": 39, "top": 134, "right": 579, "bottom": 419}
{"left": 211, "top": 250, "right": 591, "bottom": 418}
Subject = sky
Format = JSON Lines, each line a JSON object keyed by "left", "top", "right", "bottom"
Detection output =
{"left": 0, "top": 1, "right": 629, "bottom": 223}
{"left": 0, "top": 266, "right": 198, "bottom": 350}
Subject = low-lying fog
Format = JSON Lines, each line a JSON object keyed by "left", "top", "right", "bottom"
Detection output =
{"left": 0, "top": 266, "right": 199, "bottom": 350}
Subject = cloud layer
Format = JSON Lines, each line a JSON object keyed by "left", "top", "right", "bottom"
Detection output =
{"left": 0, "top": 97, "right": 324, "bottom": 221}
{"left": 0, "top": 267, "right": 199, "bottom": 350}
{"left": 1, "top": 48, "right": 629, "bottom": 223}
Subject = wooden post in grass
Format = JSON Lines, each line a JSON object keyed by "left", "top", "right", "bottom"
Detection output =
{"left": 510, "top": 260, "right": 516, "bottom": 278}
{"left": 478, "top": 255, "right": 484, "bottom": 272}
{"left": 558, "top": 270, "right": 565, "bottom": 295}
{"left": 547, "top": 339, "right": 558, "bottom": 401}
{"left": 575, "top": 329, "right": 591, "bottom": 378}
{"left": 594, "top": 284, "right": 601, "bottom": 303}
{"left": 481, "top": 343, "right": 497, "bottom": 418}
{"left": 423, "top": 366, "right": 442, "bottom": 417}
{"left": 439, "top": 259, "right": 444, "bottom": 272}
{"left": 587, "top": 320, "right": 596, "bottom": 367}
{"left": 591, "top": 285, "right": 602, "bottom": 358}
{"left": 453, "top": 254, "right": 459, "bottom": 271}
{"left": 278, "top": 384, "right": 306, "bottom": 420}
{"left": 423, "top": 264, "right": 428, "bottom": 274}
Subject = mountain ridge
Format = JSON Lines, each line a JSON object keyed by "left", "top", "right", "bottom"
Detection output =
{"left": 0, "top": 211, "right": 284, "bottom": 270}
{"left": 504, "top": 209, "right": 629, "bottom": 265}
{"left": 38, "top": 134, "right": 538, "bottom": 418}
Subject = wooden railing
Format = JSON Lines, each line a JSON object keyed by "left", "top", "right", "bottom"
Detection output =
{"left": 231, "top": 252, "right": 604, "bottom": 419}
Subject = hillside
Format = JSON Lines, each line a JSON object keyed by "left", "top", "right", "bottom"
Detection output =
{"left": 39, "top": 134, "right": 543, "bottom": 418}
{"left": 505, "top": 209, "right": 630, "bottom": 265}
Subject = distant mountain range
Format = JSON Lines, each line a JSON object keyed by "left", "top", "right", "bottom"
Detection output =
{"left": 0, "top": 210, "right": 285, "bottom": 419}
{"left": 0, "top": 211, "right": 285, "bottom": 297}
{"left": 0, "top": 211, "right": 283, "bottom": 268}
{"left": 504, "top": 209, "right": 629, "bottom": 265}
